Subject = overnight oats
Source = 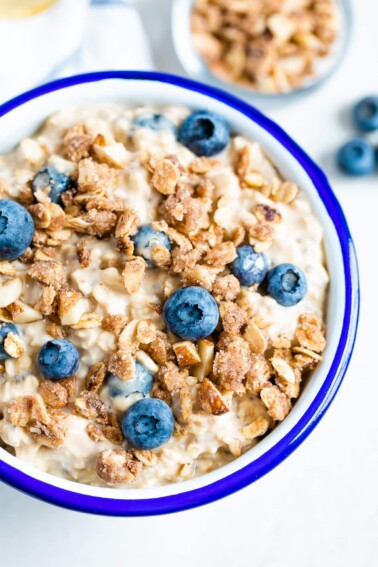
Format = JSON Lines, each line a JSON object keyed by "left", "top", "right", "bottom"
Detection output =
{"left": 0, "top": 103, "right": 328, "bottom": 487}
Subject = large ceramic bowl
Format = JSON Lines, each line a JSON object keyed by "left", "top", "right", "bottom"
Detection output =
{"left": 0, "top": 71, "right": 359, "bottom": 516}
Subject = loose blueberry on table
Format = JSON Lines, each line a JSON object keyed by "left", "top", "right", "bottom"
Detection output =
{"left": 0, "top": 200, "right": 34, "bottom": 260}
{"left": 178, "top": 110, "right": 230, "bottom": 157}
{"left": 32, "top": 165, "right": 75, "bottom": 204}
{"left": 265, "top": 263, "right": 308, "bottom": 307}
{"left": 163, "top": 286, "right": 219, "bottom": 341}
{"left": 337, "top": 138, "right": 376, "bottom": 176}
{"left": 108, "top": 362, "right": 154, "bottom": 398}
{"left": 133, "top": 224, "right": 171, "bottom": 268}
{"left": 121, "top": 398, "right": 175, "bottom": 450}
{"left": 38, "top": 339, "right": 80, "bottom": 380}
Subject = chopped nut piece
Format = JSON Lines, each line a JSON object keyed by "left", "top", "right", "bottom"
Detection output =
{"left": 172, "top": 382, "right": 192, "bottom": 424}
{"left": 122, "top": 257, "right": 146, "bottom": 293}
{"left": 198, "top": 378, "right": 229, "bottom": 415}
{"left": 28, "top": 260, "right": 66, "bottom": 290}
{"left": 192, "top": 339, "right": 215, "bottom": 381}
{"left": 271, "top": 356, "right": 296, "bottom": 384}
{"left": 8, "top": 301, "right": 43, "bottom": 323}
{"left": 181, "top": 265, "right": 213, "bottom": 291}
{"left": 38, "top": 381, "right": 68, "bottom": 408}
{"left": 147, "top": 333, "right": 175, "bottom": 366}
{"left": 260, "top": 385, "right": 291, "bottom": 421}
{"left": 244, "top": 171, "right": 264, "bottom": 188}
{"left": 71, "top": 312, "right": 102, "bottom": 329}
{"left": 0, "top": 278, "right": 23, "bottom": 308}
{"left": 34, "top": 285, "right": 57, "bottom": 316}
{"left": 271, "top": 181, "right": 298, "bottom": 204}
{"left": 108, "top": 350, "right": 136, "bottom": 381}
{"left": 0, "top": 262, "right": 16, "bottom": 276}
{"left": 243, "top": 321, "right": 267, "bottom": 354}
{"left": 249, "top": 222, "right": 275, "bottom": 242}
{"left": 4, "top": 332, "right": 24, "bottom": 359}
{"left": 204, "top": 241, "right": 237, "bottom": 268}
{"left": 86, "top": 362, "right": 107, "bottom": 392}
{"left": 295, "top": 313, "right": 326, "bottom": 353}
{"left": 242, "top": 416, "right": 269, "bottom": 440}
{"left": 58, "top": 288, "right": 86, "bottom": 326}
{"left": 97, "top": 449, "right": 142, "bottom": 484}
{"left": 173, "top": 341, "right": 201, "bottom": 367}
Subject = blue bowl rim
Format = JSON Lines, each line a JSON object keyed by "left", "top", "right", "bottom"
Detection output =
{"left": 0, "top": 70, "right": 359, "bottom": 516}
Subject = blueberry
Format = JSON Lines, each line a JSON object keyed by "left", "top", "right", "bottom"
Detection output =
{"left": 38, "top": 339, "right": 80, "bottom": 380}
{"left": 121, "top": 398, "right": 174, "bottom": 450}
{"left": 230, "top": 245, "right": 268, "bottom": 287}
{"left": 0, "top": 323, "right": 20, "bottom": 361}
{"left": 337, "top": 138, "right": 376, "bottom": 176}
{"left": 108, "top": 362, "right": 154, "bottom": 398}
{"left": 266, "top": 263, "right": 307, "bottom": 307}
{"left": 133, "top": 113, "right": 177, "bottom": 134}
{"left": 32, "top": 165, "right": 75, "bottom": 204}
{"left": 178, "top": 110, "right": 230, "bottom": 157}
{"left": 163, "top": 286, "right": 219, "bottom": 341}
{"left": 133, "top": 224, "right": 171, "bottom": 268}
{"left": 353, "top": 96, "right": 378, "bottom": 131}
{"left": 0, "top": 200, "right": 34, "bottom": 261}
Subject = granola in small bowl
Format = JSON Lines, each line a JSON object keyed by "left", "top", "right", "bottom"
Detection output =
{"left": 0, "top": 103, "right": 328, "bottom": 488}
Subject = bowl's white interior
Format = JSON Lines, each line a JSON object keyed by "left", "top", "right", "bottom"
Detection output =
{"left": 0, "top": 78, "right": 345, "bottom": 500}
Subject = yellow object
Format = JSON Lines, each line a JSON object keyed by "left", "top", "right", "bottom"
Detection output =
{"left": 0, "top": 0, "right": 57, "bottom": 19}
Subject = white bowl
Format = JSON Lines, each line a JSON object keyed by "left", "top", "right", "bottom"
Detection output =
{"left": 0, "top": 71, "right": 359, "bottom": 516}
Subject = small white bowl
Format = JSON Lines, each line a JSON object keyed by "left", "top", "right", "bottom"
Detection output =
{"left": 0, "top": 72, "right": 359, "bottom": 516}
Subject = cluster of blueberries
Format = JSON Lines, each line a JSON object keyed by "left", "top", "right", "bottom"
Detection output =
{"left": 337, "top": 96, "right": 378, "bottom": 175}
{"left": 0, "top": 108, "right": 308, "bottom": 451}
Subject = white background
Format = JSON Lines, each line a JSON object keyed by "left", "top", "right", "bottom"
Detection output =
{"left": 1, "top": 1, "right": 377, "bottom": 565}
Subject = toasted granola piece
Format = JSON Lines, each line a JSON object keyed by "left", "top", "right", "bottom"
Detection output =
{"left": 147, "top": 333, "right": 175, "bottom": 366}
{"left": 0, "top": 262, "right": 16, "bottom": 276}
{"left": 172, "top": 382, "right": 192, "bottom": 424}
{"left": 80, "top": 209, "right": 117, "bottom": 238}
{"left": 242, "top": 416, "right": 269, "bottom": 440}
{"left": 295, "top": 313, "right": 326, "bottom": 353}
{"left": 243, "top": 320, "right": 267, "bottom": 354}
{"left": 87, "top": 422, "right": 105, "bottom": 443}
{"left": 249, "top": 222, "right": 275, "bottom": 242}
{"left": 102, "top": 314, "right": 127, "bottom": 334}
{"left": 4, "top": 332, "right": 24, "bottom": 359}
{"left": 245, "top": 354, "right": 272, "bottom": 395}
{"left": 30, "top": 418, "right": 66, "bottom": 449}
{"left": 213, "top": 336, "right": 251, "bottom": 393}
{"left": 102, "top": 424, "right": 123, "bottom": 445}
{"left": 133, "top": 449, "right": 157, "bottom": 467}
{"left": 58, "top": 288, "right": 86, "bottom": 326}
{"left": 236, "top": 145, "right": 252, "bottom": 180}
{"left": 271, "top": 355, "right": 296, "bottom": 384}
{"left": 27, "top": 203, "right": 51, "bottom": 229}
{"left": 212, "top": 275, "right": 241, "bottom": 303}
{"left": 115, "top": 208, "right": 139, "bottom": 239}
{"left": 38, "top": 381, "right": 68, "bottom": 408}
{"left": 160, "top": 183, "right": 211, "bottom": 235}
{"left": 181, "top": 265, "right": 213, "bottom": 291}
{"left": 97, "top": 449, "right": 142, "bottom": 485}
{"left": 189, "top": 156, "right": 222, "bottom": 174}
{"left": 204, "top": 241, "right": 237, "bottom": 268}
{"left": 108, "top": 349, "right": 135, "bottom": 381}
{"left": 151, "top": 245, "right": 171, "bottom": 269}
{"left": 219, "top": 301, "right": 246, "bottom": 335}
{"left": 85, "top": 196, "right": 124, "bottom": 212}
{"left": 28, "top": 260, "right": 67, "bottom": 290}
{"left": 71, "top": 312, "right": 102, "bottom": 329}
{"left": 74, "top": 390, "right": 107, "bottom": 421}
{"left": 63, "top": 124, "right": 92, "bottom": 161}
{"left": 122, "top": 256, "right": 146, "bottom": 293}
{"left": 260, "top": 385, "right": 291, "bottom": 421}
{"left": 60, "top": 376, "right": 77, "bottom": 400}
{"left": 136, "top": 320, "right": 156, "bottom": 345}
{"left": 170, "top": 247, "right": 202, "bottom": 274}
{"left": 78, "top": 158, "right": 115, "bottom": 195}
{"left": 173, "top": 341, "right": 201, "bottom": 367}
{"left": 45, "top": 322, "right": 69, "bottom": 339}
{"left": 150, "top": 382, "right": 172, "bottom": 405}
{"left": 34, "top": 285, "right": 57, "bottom": 317}
{"left": 270, "top": 335, "right": 291, "bottom": 349}
{"left": 158, "top": 362, "right": 186, "bottom": 394}
{"left": 151, "top": 157, "right": 181, "bottom": 195}
{"left": 253, "top": 204, "right": 282, "bottom": 224}
{"left": 76, "top": 239, "right": 91, "bottom": 268}
{"left": 8, "top": 396, "right": 34, "bottom": 427}
{"left": 86, "top": 361, "right": 107, "bottom": 393}
{"left": 198, "top": 378, "right": 229, "bottom": 415}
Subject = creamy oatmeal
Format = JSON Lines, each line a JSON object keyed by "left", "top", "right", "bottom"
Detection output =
{"left": 0, "top": 103, "right": 328, "bottom": 488}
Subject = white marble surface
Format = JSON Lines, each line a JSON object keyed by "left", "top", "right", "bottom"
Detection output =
{"left": 1, "top": 1, "right": 377, "bottom": 565}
